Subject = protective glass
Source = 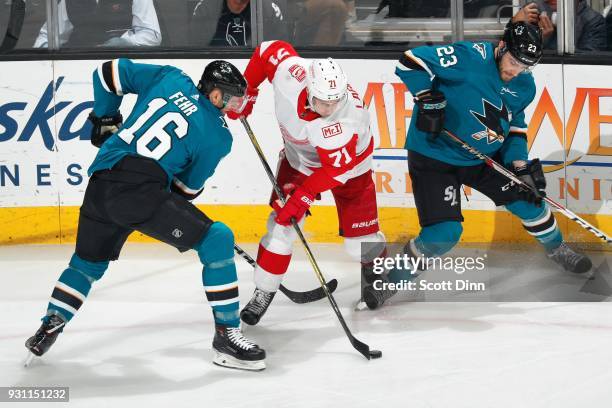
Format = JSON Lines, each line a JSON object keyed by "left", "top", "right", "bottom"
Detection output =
{"left": 507, "top": 52, "right": 533, "bottom": 73}
{"left": 222, "top": 91, "right": 248, "bottom": 113}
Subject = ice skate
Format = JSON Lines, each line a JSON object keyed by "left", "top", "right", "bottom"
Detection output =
{"left": 212, "top": 325, "right": 266, "bottom": 371}
{"left": 24, "top": 315, "right": 66, "bottom": 367}
{"left": 240, "top": 288, "right": 275, "bottom": 326}
{"left": 547, "top": 242, "right": 592, "bottom": 274}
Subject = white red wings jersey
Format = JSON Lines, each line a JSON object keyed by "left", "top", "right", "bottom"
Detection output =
{"left": 246, "top": 40, "right": 374, "bottom": 184}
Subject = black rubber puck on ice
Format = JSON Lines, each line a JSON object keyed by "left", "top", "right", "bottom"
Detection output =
{"left": 369, "top": 350, "right": 382, "bottom": 359}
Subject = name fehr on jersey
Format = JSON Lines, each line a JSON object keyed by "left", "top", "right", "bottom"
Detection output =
{"left": 257, "top": 40, "right": 374, "bottom": 184}
{"left": 395, "top": 41, "right": 536, "bottom": 167}
{"left": 88, "top": 58, "right": 233, "bottom": 196}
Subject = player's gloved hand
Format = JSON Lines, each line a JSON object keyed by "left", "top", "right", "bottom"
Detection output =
{"left": 88, "top": 111, "right": 123, "bottom": 148}
{"left": 514, "top": 158, "right": 547, "bottom": 206}
{"left": 272, "top": 185, "right": 315, "bottom": 226}
{"left": 414, "top": 90, "right": 447, "bottom": 135}
{"left": 226, "top": 86, "right": 259, "bottom": 120}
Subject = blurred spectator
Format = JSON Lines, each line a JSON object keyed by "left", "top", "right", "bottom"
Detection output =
{"left": 190, "top": 0, "right": 289, "bottom": 47}
{"left": 606, "top": 6, "right": 612, "bottom": 51}
{"left": 464, "top": 0, "right": 513, "bottom": 18}
{"left": 535, "top": 0, "right": 606, "bottom": 51}
{"left": 375, "top": 0, "right": 449, "bottom": 18}
{"left": 375, "top": 0, "right": 513, "bottom": 19}
{"left": 512, "top": 2, "right": 541, "bottom": 24}
{"left": 292, "top": 0, "right": 349, "bottom": 46}
{"left": 34, "top": 0, "right": 161, "bottom": 48}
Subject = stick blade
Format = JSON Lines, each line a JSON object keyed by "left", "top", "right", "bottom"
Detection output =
{"left": 349, "top": 335, "right": 376, "bottom": 360}
{"left": 280, "top": 279, "right": 338, "bottom": 304}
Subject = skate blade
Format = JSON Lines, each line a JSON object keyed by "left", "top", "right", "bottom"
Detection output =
{"left": 23, "top": 352, "right": 36, "bottom": 368}
{"left": 354, "top": 299, "right": 368, "bottom": 311}
{"left": 213, "top": 352, "right": 265, "bottom": 372}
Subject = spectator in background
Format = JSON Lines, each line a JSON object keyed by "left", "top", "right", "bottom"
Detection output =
{"left": 34, "top": 0, "right": 161, "bottom": 48}
{"left": 534, "top": 0, "right": 606, "bottom": 51}
{"left": 512, "top": 2, "right": 541, "bottom": 24}
{"left": 292, "top": 0, "right": 349, "bottom": 46}
{"left": 376, "top": 0, "right": 449, "bottom": 18}
{"left": 189, "top": 0, "right": 289, "bottom": 47}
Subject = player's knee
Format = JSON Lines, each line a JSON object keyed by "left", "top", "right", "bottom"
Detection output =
{"left": 418, "top": 221, "right": 463, "bottom": 256}
{"left": 196, "top": 222, "right": 235, "bottom": 265}
{"left": 69, "top": 253, "right": 109, "bottom": 282}
{"left": 436, "top": 222, "right": 463, "bottom": 249}
{"left": 265, "top": 211, "right": 299, "bottom": 243}
{"left": 261, "top": 225, "right": 297, "bottom": 254}
{"left": 505, "top": 200, "right": 547, "bottom": 220}
{"left": 344, "top": 231, "right": 386, "bottom": 262}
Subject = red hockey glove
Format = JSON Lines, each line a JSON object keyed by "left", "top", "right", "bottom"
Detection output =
{"left": 273, "top": 186, "right": 315, "bottom": 226}
{"left": 226, "top": 86, "right": 259, "bottom": 120}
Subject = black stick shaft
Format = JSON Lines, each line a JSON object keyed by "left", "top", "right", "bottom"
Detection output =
{"left": 443, "top": 128, "right": 611, "bottom": 244}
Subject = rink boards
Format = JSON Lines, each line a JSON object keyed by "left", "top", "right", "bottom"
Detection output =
{"left": 0, "top": 59, "right": 609, "bottom": 246}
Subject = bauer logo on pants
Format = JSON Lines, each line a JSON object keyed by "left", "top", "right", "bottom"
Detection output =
{"left": 352, "top": 219, "right": 378, "bottom": 229}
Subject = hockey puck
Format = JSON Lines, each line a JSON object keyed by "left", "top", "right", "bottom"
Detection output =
{"left": 369, "top": 350, "right": 382, "bottom": 359}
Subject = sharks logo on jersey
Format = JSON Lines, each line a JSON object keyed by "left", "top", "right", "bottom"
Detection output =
{"left": 219, "top": 115, "right": 228, "bottom": 129}
{"left": 472, "top": 43, "right": 487, "bottom": 59}
{"left": 470, "top": 99, "right": 509, "bottom": 144}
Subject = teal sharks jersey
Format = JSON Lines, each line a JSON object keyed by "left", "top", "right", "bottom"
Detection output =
{"left": 88, "top": 58, "right": 232, "bottom": 195}
{"left": 395, "top": 41, "right": 535, "bottom": 167}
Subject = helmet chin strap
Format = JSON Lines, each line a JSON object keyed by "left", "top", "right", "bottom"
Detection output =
{"left": 495, "top": 44, "right": 507, "bottom": 68}
{"left": 306, "top": 91, "right": 315, "bottom": 111}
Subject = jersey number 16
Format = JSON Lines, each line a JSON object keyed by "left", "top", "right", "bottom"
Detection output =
{"left": 118, "top": 98, "right": 189, "bottom": 160}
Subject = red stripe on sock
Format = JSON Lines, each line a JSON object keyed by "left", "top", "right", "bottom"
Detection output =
{"left": 256, "top": 244, "right": 291, "bottom": 275}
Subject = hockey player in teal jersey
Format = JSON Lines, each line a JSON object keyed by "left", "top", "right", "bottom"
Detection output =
{"left": 25, "top": 59, "right": 267, "bottom": 371}
{"left": 394, "top": 21, "right": 592, "bottom": 274}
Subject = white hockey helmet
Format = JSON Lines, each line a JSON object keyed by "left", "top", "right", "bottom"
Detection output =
{"left": 306, "top": 58, "right": 348, "bottom": 107}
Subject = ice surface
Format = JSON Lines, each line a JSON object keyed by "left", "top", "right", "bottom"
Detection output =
{"left": 1, "top": 243, "right": 611, "bottom": 408}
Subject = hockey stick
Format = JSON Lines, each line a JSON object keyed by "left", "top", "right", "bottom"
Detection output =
{"left": 443, "top": 128, "right": 611, "bottom": 244}
{"left": 0, "top": 0, "right": 26, "bottom": 52}
{"left": 233, "top": 244, "right": 338, "bottom": 304}
{"left": 240, "top": 117, "right": 381, "bottom": 360}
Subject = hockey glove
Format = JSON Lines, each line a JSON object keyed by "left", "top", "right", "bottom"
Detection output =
{"left": 88, "top": 111, "right": 123, "bottom": 148}
{"left": 273, "top": 186, "right": 315, "bottom": 226}
{"left": 414, "top": 90, "right": 447, "bottom": 135}
{"left": 226, "top": 86, "right": 259, "bottom": 120}
{"left": 514, "top": 158, "right": 547, "bottom": 206}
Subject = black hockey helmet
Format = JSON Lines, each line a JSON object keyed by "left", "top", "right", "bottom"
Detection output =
{"left": 198, "top": 60, "right": 247, "bottom": 99}
{"left": 501, "top": 21, "right": 543, "bottom": 67}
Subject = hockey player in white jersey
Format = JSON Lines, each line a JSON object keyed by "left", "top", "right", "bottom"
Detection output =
{"left": 226, "top": 40, "right": 395, "bottom": 320}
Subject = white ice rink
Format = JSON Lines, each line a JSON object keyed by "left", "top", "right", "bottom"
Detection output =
{"left": 1, "top": 243, "right": 611, "bottom": 408}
